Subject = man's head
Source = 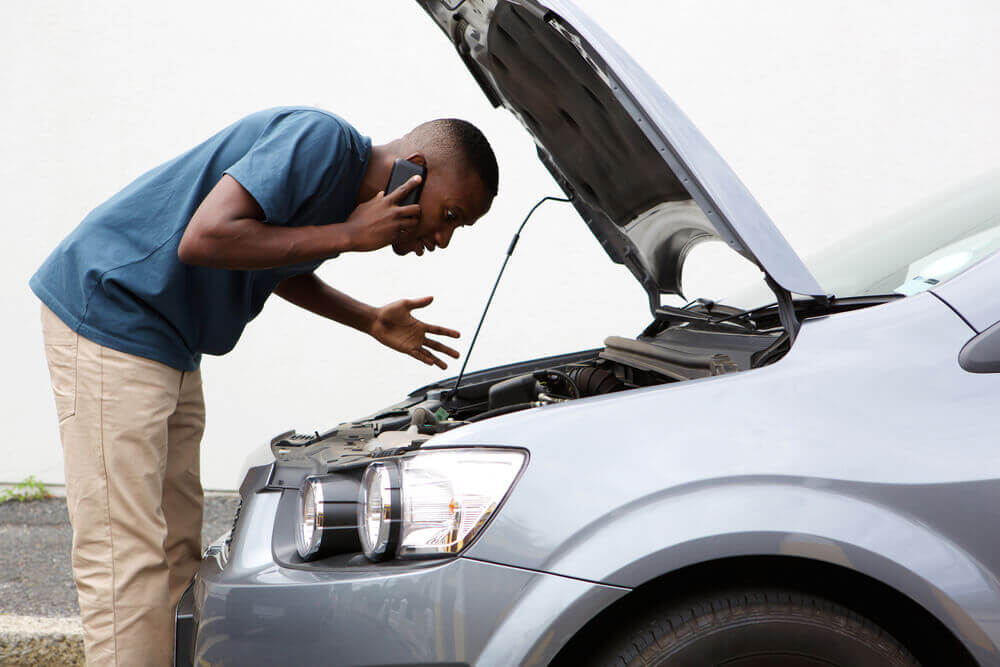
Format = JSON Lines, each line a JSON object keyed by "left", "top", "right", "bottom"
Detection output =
{"left": 387, "top": 118, "right": 498, "bottom": 256}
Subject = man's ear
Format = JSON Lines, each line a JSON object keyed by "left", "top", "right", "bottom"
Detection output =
{"left": 405, "top": 152, "right": 426, "bottom": 167}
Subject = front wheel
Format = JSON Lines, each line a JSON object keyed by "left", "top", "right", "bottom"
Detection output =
{"left": 586, "top": 588, "right": 919, "bottom": 666}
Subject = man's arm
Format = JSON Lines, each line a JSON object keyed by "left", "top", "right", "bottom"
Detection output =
{"left": 274, "top": 273, "right": 461, "bottom": 369}
{"left": 273, "top": 272, "right": 377, "bottom": 334}
{"left": 177, "top": 174, "right": 421, "bottom": 270}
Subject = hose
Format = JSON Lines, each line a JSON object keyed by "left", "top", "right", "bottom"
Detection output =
{"left": 466, "top": 402, "right": 534, "bottom": 422}
{"left": 566, "top": 366, "right": 625, "bottom": 396}
{"left": 534, "top": 369, "right": 580, "bottom": 399}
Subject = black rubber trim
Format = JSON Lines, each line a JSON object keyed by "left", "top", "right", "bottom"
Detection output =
{"left": 928, "top": 290, "right": 978, "bottom": 333}
{"left": 173, "top": 581, "right": 195, "bottom": 667}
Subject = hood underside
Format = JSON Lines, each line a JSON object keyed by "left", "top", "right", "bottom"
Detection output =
{"left": 417, "top": 0, "right": 825, "bottom": 308}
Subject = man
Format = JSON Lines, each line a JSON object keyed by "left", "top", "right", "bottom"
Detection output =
{"left": 30, "top": 106, "right": 498, "bottom": 666}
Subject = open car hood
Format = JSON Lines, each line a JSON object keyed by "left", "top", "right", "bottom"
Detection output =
{"left": 418, "top": 0, "right": 824, "bottom": 308}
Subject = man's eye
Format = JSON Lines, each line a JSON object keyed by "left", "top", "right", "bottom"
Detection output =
{"left": 445, "top": 210, "right": 456, "bottom": 223}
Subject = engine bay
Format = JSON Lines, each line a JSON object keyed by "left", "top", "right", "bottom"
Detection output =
{"left": 265, "top": 296, "right": 897, "bottom": 485}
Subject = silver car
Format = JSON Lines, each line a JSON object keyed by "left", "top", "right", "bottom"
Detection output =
{"left": 176, "top": 1, "right": 1000, "bottom": 665}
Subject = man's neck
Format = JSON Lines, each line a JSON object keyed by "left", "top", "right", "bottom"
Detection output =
{"left": 356, "top": 143, "right": 396, "bottom": 205}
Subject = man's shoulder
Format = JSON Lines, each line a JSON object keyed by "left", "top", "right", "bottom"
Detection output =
{"left": 244, "top": 106, "right": 361, "bottom": 135}
{"left": 230, "top": 107, "right": 370, "bottom": 161}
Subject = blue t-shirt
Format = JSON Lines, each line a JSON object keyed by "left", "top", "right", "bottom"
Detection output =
{"left": 30, "top": 107, "right": 371, "bottom": 371}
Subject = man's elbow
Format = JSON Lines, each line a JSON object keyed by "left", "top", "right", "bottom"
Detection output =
{"left": 177, "top": 226, "right": 214, "bottom": 266}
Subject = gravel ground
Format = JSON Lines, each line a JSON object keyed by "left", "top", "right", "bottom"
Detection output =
{"left": 0, "top": 495, "right": 240, "bottom": 618}
{"left": 0, "top": 617, "right": 84, "bottom": 666}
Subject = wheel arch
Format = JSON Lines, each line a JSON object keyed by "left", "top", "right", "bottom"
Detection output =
{"left": 550, "top": 554, "right": 979, "bottom": 666}
{"left": 526, "top": 481, "right": 1000, "bottom": 665}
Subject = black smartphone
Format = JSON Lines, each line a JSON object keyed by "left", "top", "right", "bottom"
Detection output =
{"left": 385, "top": 158, "right": 426, "bottom": 206}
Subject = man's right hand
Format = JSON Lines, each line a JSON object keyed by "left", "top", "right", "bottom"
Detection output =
{"left": 342, "top": 175, "right": 422, "bottom": 252}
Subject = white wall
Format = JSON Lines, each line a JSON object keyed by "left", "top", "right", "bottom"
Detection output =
{"left": 3, "top": 1, "right": 998, "bottom": 489}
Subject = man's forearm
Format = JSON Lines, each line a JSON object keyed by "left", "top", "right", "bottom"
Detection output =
{"left": 177, "top": 174, "right": 361, "bottom": 270}
{"left": 178, "top": 217, "right": 354, "bottom": 270}
{"left": 177, "top": 173, "right": 422, "bottom": 270}
{"left": 273, "top": 273, "right": 376, "bottom": 334}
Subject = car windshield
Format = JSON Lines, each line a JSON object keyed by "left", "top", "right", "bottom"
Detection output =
{"left": 803, "top": 168, "right": 1000, "bottom": 299}
{"left": 689, "top": 169, "right": 1000, "bottom": 310}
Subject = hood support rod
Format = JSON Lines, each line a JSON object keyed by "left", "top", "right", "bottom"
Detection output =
{"left": 446, "top": 195, "right": 572, "bottom": 400}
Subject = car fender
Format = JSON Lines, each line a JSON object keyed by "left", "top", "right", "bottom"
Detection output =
{"left": 471, "top": 564, "right": 629, "bottom": 667}
{"left": 535, "top": 479, "right": 1000, "bottom": 661}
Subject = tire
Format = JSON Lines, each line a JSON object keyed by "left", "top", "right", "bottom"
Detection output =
{"left": 586, "top": 588, "right": 920, "bottom": 667}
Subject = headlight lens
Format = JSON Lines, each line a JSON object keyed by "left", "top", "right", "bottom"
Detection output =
{"left": 296, "top": 477, "right": 324, "bottom": 558}
{"left": 295, "top": 474, "right": 361, "bottom": 560}
{"left": 358, "top": 462, "right": 400, "bottom": 560}
{"left": 357, "top": 448, "right": 527, "bottom": 561}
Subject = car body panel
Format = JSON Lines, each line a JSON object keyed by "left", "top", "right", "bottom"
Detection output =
{"left": 187, "top": 480, "right": 626, "bottom": 667}
{"left": 417, "top": 0, "right": 823, "bottom": 303}
{"left": 468, "top": 560, "right": 630, "bottom": 666}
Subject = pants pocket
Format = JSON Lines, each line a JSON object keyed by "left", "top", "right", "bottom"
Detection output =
{"left": 41, "top": 306, "right": 78, "bottom": 423}
{"left": 44, "top": 339, "right": 78, "bottom": 423}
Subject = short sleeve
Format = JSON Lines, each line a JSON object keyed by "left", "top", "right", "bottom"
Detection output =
{"left": 224, "top": 111, "right": 347, "bottom": 225}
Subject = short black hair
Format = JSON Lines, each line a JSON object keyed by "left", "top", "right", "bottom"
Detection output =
{"left": 411, "top": 118, "right": 499, "bottom": 199}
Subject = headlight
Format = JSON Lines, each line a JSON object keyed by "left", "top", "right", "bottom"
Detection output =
{"left": 295, "top": 474, "right": 361, "bottom": 559}
{"left": 297, "top": 478, "right": 322, "bottom": 557}
{"left": 358, "top": 462, "right": 401, "bottom": 561}
{"left": 358, "top": 448, "right": 527, "bottom": 561}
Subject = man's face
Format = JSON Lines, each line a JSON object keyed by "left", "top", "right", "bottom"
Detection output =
{"left": 391, "top": 162, "right": 492, "bottom": 257}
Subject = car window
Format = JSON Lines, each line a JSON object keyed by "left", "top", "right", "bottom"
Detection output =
{"left": 802, "top": 168, "right": 1000, "bottom": 299}
{"left": 677, "top": 169, "right": 1000, "bottom": 308}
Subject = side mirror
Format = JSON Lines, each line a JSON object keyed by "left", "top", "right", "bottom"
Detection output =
{"left": 959, "top": 320, "right": 1000, "bottom": 373}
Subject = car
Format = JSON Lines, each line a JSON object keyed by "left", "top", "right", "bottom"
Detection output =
{"left": 176, "top": 1, "right": 1000, "bottom": 665}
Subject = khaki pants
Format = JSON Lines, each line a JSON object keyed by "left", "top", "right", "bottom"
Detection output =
{"left": 40, "top": 304, "right": 205, "bottom": 667}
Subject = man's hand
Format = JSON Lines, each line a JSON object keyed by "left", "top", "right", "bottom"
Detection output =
{"left": 341, "top": 176, "right": 423, "bottom": 252}
{"left": 274, "top": 276, "right": 459, "bottom": 369}
{"left": 369, "top": 296, "right": 460, "bottom": 369}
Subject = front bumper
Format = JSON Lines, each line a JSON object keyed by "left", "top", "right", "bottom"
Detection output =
{"left": 177, "top": 475, "right": 626, "bottom": 666}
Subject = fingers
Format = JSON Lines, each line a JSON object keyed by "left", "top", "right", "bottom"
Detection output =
{"left": 394, "top": 204, "right": 421, "bottom": 219}
{"left": 404, "top": 296, "right": 434, "bottom": 310}
{"left": 411, "top": 348, "right": 447, "bottom": 370}
{"left": 424, "top": 338, "right": 460, "bottom": 359}
{"left": 425, "top": 323, "right": 461, "bottom": 338}
{"left": 397, "top": 217, "right": 420, "bottom": 233}
{"left": 386, "top": 175, "right": 422, "bottom": 203}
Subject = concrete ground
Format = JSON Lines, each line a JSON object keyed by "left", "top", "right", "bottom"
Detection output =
{"left": 0, "top": 492, "right": 239, "bottom": 666}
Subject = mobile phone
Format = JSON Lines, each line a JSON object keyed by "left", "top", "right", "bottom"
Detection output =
{"left": 385, "top": 158, "right": 427, "bottom": 206}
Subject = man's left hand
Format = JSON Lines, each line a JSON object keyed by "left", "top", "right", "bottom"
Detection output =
{"left": 369, "top": 296, "right": 460, "bottom": 369}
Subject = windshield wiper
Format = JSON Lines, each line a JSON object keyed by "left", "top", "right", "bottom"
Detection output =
{"left": 653, "top": 303, "right": 716, "bottom": 325}
{"left": 710, "top": 293, "right": 902, "bottom": 328}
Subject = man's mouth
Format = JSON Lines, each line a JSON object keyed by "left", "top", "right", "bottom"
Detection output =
{"left": 404, "top": 239, "right": 435, "bottom": 257}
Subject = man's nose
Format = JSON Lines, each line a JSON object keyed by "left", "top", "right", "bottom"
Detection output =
{"left": 436, "top": 226, "right": 455, "bottom": 249}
